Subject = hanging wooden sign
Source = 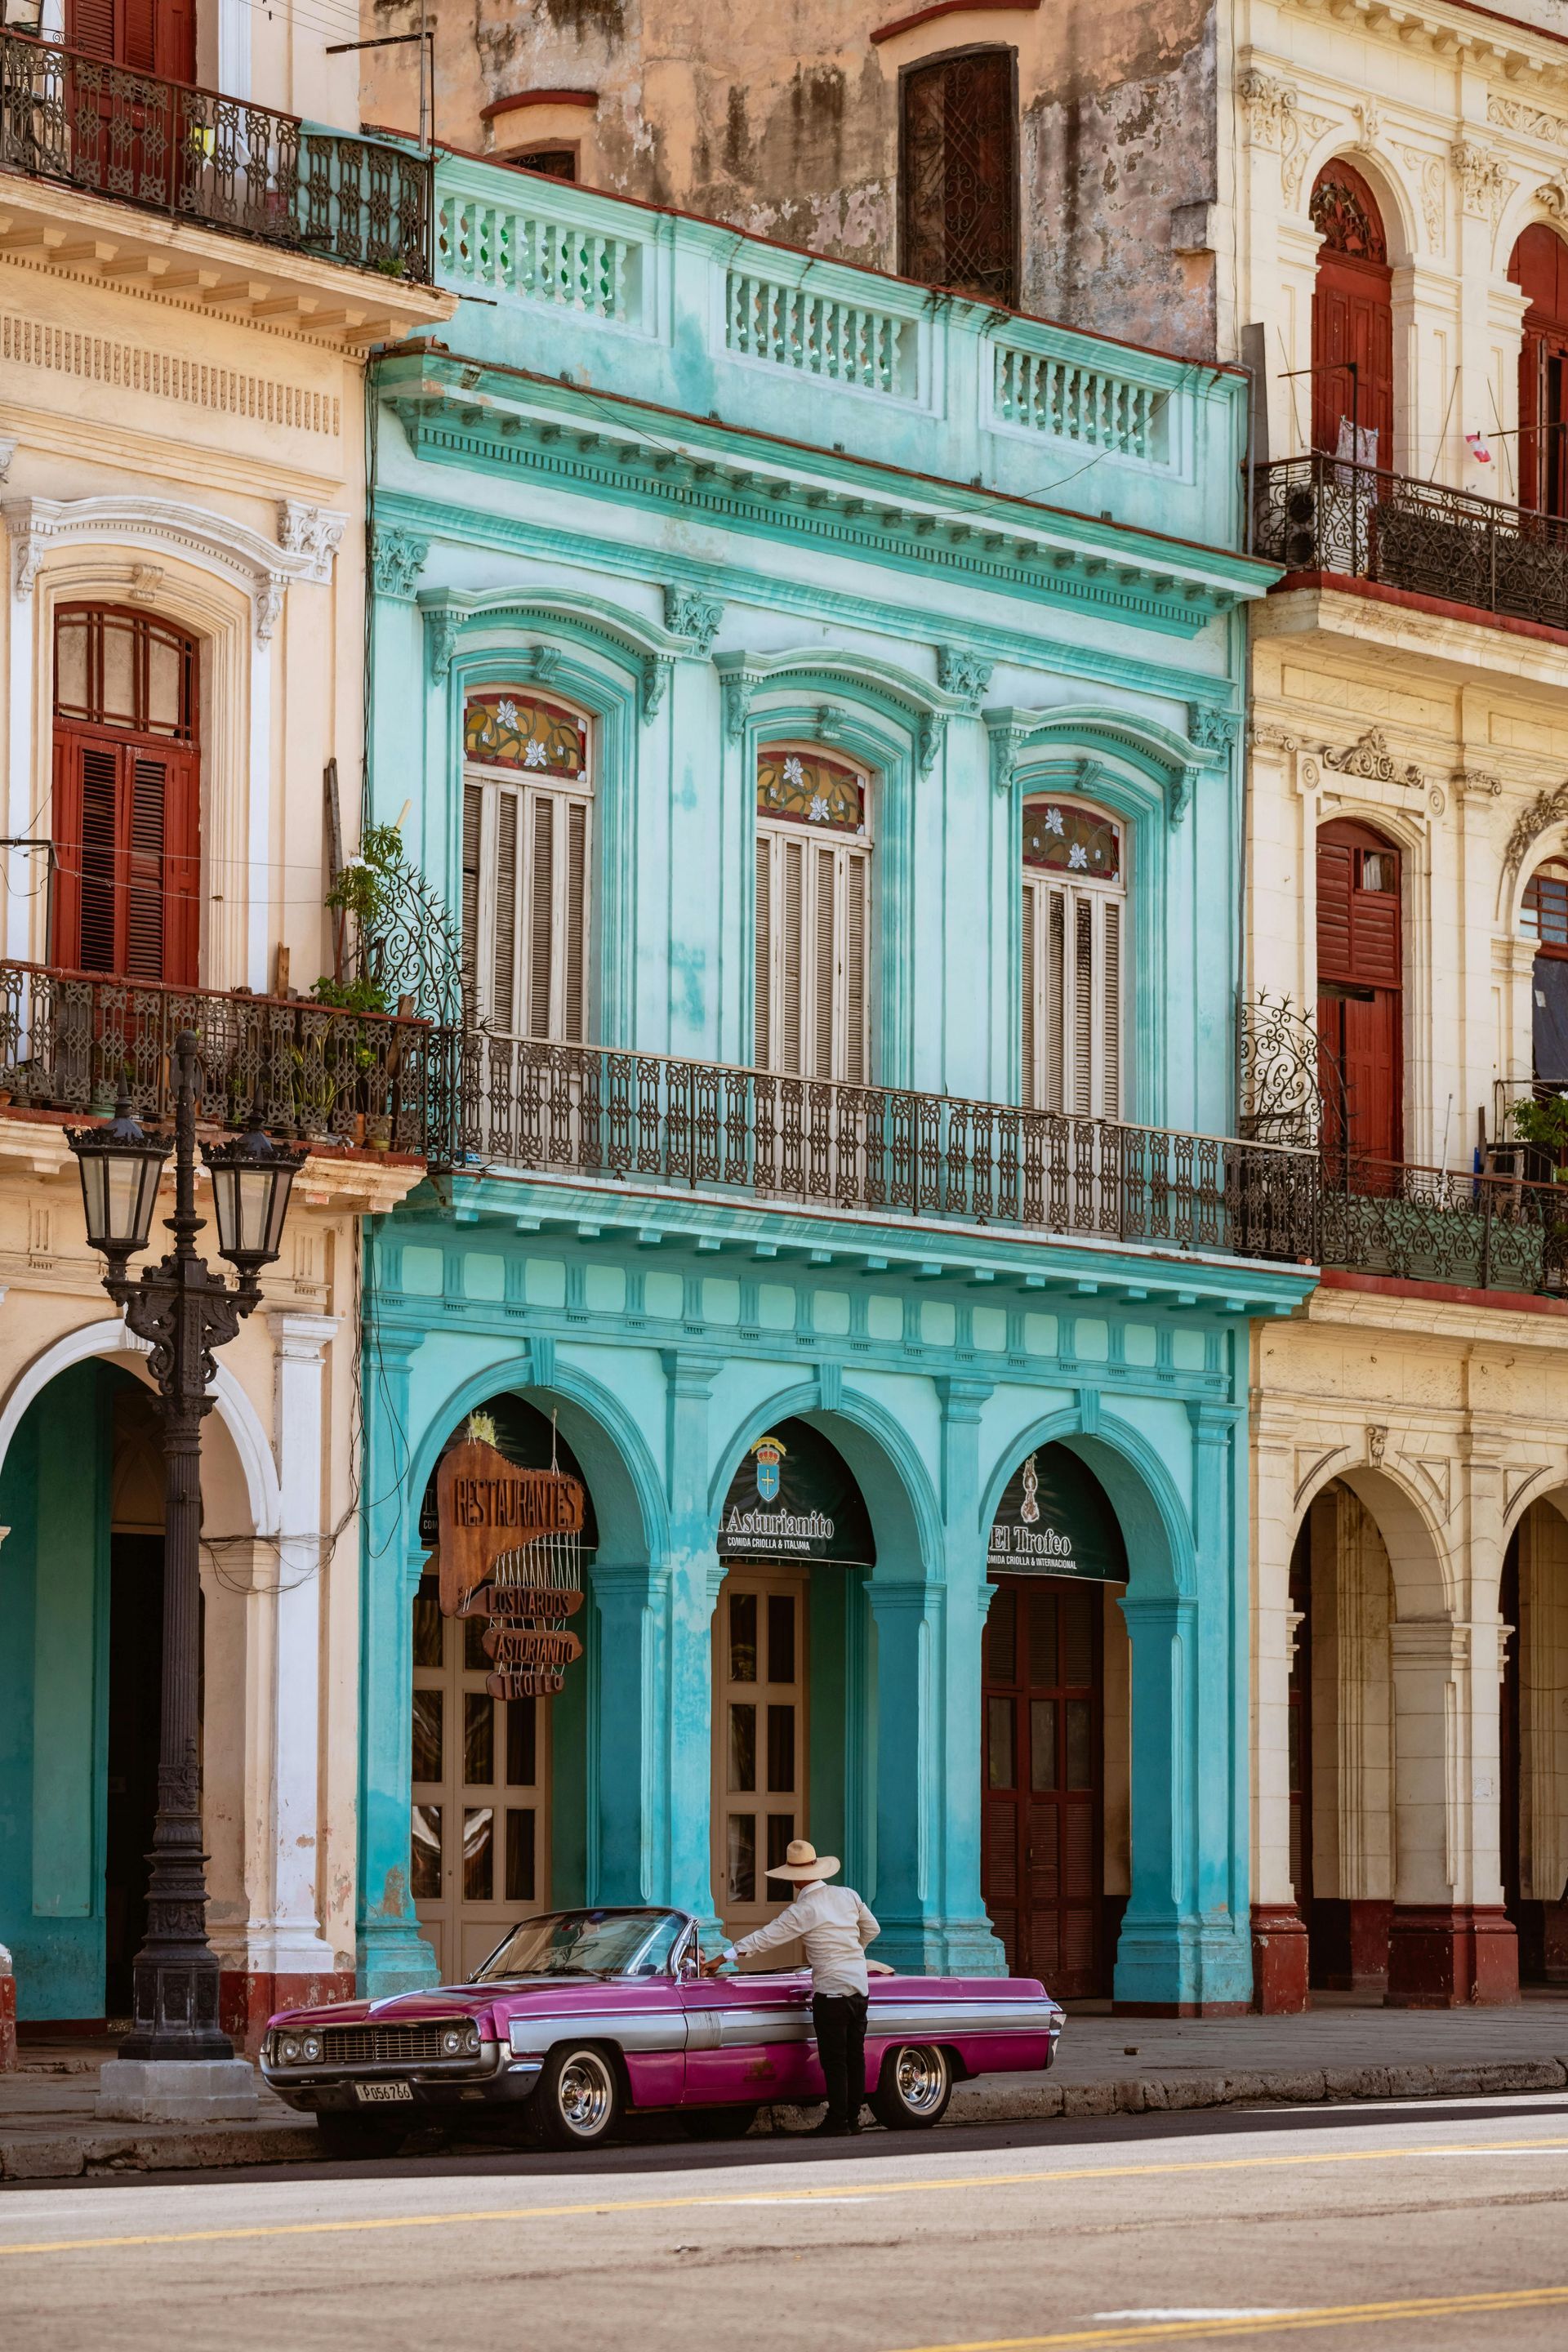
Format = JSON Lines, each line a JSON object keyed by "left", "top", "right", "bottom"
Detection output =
{"left": 435, "top": 1438, "right": 586, "bottom": 1615}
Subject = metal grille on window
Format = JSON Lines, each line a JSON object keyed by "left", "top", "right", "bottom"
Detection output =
{"left": 461, "top": 689, "right": 591, "bottom": 1040}
{"left": 755, "top": 746, "right": 871, "bottom": 1083}
{"left": 1021, "top": 800, "right": 1125, "bottom": 1118}
{"left": 900, "top": 47, "right": 1018, "bottom": 307}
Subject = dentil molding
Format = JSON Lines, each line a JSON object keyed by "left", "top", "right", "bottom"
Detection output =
{"left": 1, "top": 493, "right": 346, "bottom": 644}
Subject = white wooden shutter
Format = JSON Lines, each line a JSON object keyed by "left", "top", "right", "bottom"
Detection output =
{"left": 755, "top": 822, "right": 872, "bottom": 1080}
{"left": 1022, "top": 869, "right": 1125, "bottom": 1119}
{"left": 462, "top": 768, "right": 591, "bottom": 1040}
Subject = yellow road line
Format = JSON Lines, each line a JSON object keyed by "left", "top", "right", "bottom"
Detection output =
{"left": 1, "top": 2135, "right": 1565, "bottom": 2262}
{"left": 889, "top": 2283, "right": 1568, "bottom": 2351}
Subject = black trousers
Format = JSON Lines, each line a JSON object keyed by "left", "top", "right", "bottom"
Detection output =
{"left": 813, "top": 1990, "right": 869, "bottom": 2124}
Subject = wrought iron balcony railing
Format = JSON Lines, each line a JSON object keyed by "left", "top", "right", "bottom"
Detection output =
{"left": 0, "top": 962, "right": 457, "bottom": 1160}
{"left": 1252, "top": 452, "right": 1568, "bottom": 631}
{"left": 0, "top": 29, "right": 432, "bottom": 279}
{"left": 1317, "top": 1156, "right": 1568, "bottom": 1296}
{"left": 459, "top": 1031, "right": 1317, "bottom": 1263}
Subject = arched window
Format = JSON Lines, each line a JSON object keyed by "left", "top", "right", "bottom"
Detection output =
{"left": 1021, "top": 797, "right": 1125, "bottom": 1119}
{"left": 461, "top": 690, "right": 592, "bottom": 1042}
{"left": 51, "top": 604, "right": 199, "bottom": 984}
{"left": 1309, "top": 162, "right": 1393, "bottom": 467}
{"left": 755, "top": 746, "right": 871, "bottom": 1085}
{"left": 1521, "top": 856, "right": 1568, "bottom": 1084}
{"left": 1508, "top": 225, "right": 1568, "bottom": 516}
{"left": 899, "top": 47, "right": 1019, "bottom": 306}
{"left": 1316, "top": 818, "right": 1401, "bottom": 1165}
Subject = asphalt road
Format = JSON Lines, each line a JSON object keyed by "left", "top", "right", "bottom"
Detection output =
{"left": 3, "top": 2093, "right": 1567, "bottom": 2352}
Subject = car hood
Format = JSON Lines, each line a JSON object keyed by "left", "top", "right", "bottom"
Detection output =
{"left": 266, "top": 1976, "right": 649, "bottom": 2034}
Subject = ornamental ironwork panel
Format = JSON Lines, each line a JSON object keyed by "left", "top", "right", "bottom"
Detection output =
{"left": 900, "top": 48, "right": 1018, "bottom": 307}
{"left": 0, "top": 960, "right": 457, "bottom": 1162}
{"left": 0, "top": 28, "right": 432, "bottom": 280}
{"left": 1252, "top": 453, "right": 1568, "bottom": 630}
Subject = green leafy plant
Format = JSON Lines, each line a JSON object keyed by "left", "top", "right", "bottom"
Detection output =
{"left": 310, "top": 972, "right": 392, "bottom": 1017}
{"left": 1508, "top": 1092, "right": 1568, "bottom": 1168}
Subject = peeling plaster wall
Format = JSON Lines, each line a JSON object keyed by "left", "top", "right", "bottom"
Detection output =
{"left": 362, "top": 0, "right": 1221, "bottom": 356}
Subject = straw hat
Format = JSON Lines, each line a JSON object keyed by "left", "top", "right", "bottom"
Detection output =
{"left": 765, "top": 1838, "right": 840, "bottom": 1883}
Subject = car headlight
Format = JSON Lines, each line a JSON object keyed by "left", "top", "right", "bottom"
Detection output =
{"left": 301, "top": 2034, "right": 323, "bottom": 2063}
{"left": 278, "top": 2035, "right": 302, "bottom": 2065}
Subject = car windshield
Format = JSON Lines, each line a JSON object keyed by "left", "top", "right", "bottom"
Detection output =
{"left": 470, "top": 1909, "right": 688, "bottom": 1982}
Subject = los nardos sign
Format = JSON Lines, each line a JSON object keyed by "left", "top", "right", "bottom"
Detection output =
{"left": 435, "top": 1437, "right": 586, "bottom": 1698}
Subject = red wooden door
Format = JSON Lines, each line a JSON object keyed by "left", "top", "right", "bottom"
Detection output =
{"left": 982, "top": 1577, "right": 1102, "bottom": 1997}
{"left": 1510, "top": 225, "right": 1568, "bottom": 514}
{"left": 51, "top": 605, "right": 199, "bottom": 986}
{"left": 1310, "top": 163, "right": 1393, "bottom": 463}
{"left": 66, "top": 0, "right": 196, "bottom": 81}
{"left": 1316, "top": 821, "right": 1402, "bottom": 1171}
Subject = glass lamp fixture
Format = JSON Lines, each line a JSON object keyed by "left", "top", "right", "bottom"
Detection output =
{"left": 66, "top": 1099, "right": 172, "bottom": 1264}
{"left": 202, "top": 1110, "right": 307, "bottom": 1280}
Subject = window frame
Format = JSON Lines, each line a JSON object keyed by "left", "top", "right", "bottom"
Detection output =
{"left": 1019, "top": 792, "right": 1129, "bottom": 1120}
{"left": 461, "top": 684, "right": 595, "bottom": 1044}
{"left": 753, "top": 739, "right": 875, "bottom": 1086}
{"left": 897, "top": 42, "right": 1022, "bottom": 310}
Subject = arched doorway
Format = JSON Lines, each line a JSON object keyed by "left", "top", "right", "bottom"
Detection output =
{"left": 981, "top": 1443, "right": 1129, "bottom": 1998}
{"left": 710, "top": 1418, "right": 875, "bottom": 1951}
{"left": 0, "top": 1359, "right": 174, "bottom": 2025}
{"left": 1309, "top": 161, "right": 1394, "bottom": 466}
{"left": 1501, "top": 1503, "right": 1568, "bottom": 1984}
{"left": 413, "top": 1396, "right": 599, "bottom": 1980}
{"left": 1316, "top": 818, "right": 1402, "bottom": 1171}
{"left": 1508, "top": 225, "right": 1568, "bottom": 516}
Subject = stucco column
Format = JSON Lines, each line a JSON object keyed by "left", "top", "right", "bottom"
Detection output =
{"left": 1115, "top": 1403, "right": 1251, "bottom": 2014}
{"left": 931, "top": 1377, "right": 1006, "bottom": 1974}
{"left": 1250, "top": 1395, "right": 1309, "bottom": 2011}
{"left": 588, "top": 1557, "right": 672, "bottom": 1907}
{"left": 865, "top": 1575, "right": 945, "bottom": 1972}
{"left": 356, "top": 1327, "right": 438, "bottom": 1997}
{"left": 661, "top": 1349, "right": 720, "bottom": 1928}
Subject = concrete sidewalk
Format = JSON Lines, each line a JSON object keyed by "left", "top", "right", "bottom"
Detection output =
{"left": 4, "top": 1993, "right": 1567, "bottom": 2182}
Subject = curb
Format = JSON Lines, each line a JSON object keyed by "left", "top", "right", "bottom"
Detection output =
{"left": 4, "top": 2055, "right": 1566, "bottom": 2180}
{"left": 753, "top": 2054, "right": 1568, "bottom": 2133}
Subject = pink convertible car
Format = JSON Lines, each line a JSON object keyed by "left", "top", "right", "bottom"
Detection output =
{"left": 262, "top": 1905, "right": 1062, "bottom": 2153}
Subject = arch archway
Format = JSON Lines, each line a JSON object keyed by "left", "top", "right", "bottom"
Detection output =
{"left": 1500, "top": 1496, "right": 1568, "bottom": 1984}
{"left": 1310, "top": 160, "right": 1394, "bottom": 466}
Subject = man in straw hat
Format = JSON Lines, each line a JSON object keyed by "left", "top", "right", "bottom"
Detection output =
{"left": 704, "top": 1838, "right": 892, "bottom": 2136}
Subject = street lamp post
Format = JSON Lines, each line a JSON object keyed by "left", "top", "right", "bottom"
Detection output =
{"left": 68, "top": 1031, "right": 305, "bottom": 2075}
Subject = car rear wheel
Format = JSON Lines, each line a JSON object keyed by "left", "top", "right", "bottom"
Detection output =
{"left": 679, "top": 2105, "right": 761, "bottom": 2141}
{"left": 535, "top": 2044, "right": 623, "bottom": 2149}
{"left": 314, "top": 2110, "right": 408, "bottom": 2159}
{"left": 869, "top": 2042, "right": 952, "bottom": 2130}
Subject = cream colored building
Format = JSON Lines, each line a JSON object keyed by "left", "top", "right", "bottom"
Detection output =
{"left": 0, "top": 2, "right": 452, "bottom": 2042}
{"left": 1230, "top": 0, "right": 1568, "bottom": 2004}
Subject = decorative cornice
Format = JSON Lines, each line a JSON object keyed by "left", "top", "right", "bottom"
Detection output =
{"left": 663, "top": 585, "right": 724, "bottom": 651}
{"left": 1451, "top": 767, "right": 1503, "bottom": 800}
{"left": 1187, "top": 704, "right": 1240, "bottom": 753}
{"left": 1453, "top": 138, "right": 1512, "bottom": 225}
{"left": 983, "top": 702, "right": 1211, "bottom": 826}
{"left": 1321, "top": 727, "right": 1423, "bottom": 790}
{"left": 936, "top": 644, "right": 993, "bottom": 709}
{"left": 382, "top": 372, "right": 1259, "bottom": 638}
{"left": 0, "top": 492, "right": 323, "bottom": 644}
{"left": 276, "top": 501, "right": 348, "bottom": 584}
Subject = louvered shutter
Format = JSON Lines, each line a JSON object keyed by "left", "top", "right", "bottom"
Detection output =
{"left": 564, "top": 800, "right": 588, "bottom": 1043}
{"left": 813, "top": 843, "right": 836, "bottom": 1079}
{"left": 1021, "top": 883, "right": 1037, "bottom": 1110}
{"left": 755, "top": 833, "right": 772, "bottom": 1068}
{"left": 66, "top": 0, "right": 117, "bottom": 58}
{"left": 1316, "top": 840, "right": 1355, "bottom": 981}
{"left": 493, "top": 791, "right": 519, "bottom": 1026}
{"left": 528, "top": 795, "right": 555, "bottom": 1040}
{"left": 844, "top": 848, "right": 867, "bottom": 1085}
{"left": 1022, "top": 862, "right": 1125, "bottom": 1120}
{"left": 1101, "top": 899, "right": 1120, "bottom": 1119}
{"left": 461, "top": 782, "right": 482, "bottom": 1013}
{"left": 781, "top": 835, "right": 804, "bottom": 1073}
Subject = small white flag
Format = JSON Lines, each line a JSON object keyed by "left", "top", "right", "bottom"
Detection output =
{"left": 1466, "top": 430, "right": 1493, "bottom": 465}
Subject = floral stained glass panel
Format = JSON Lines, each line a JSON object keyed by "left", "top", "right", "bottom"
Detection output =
{"left": 1022, "top": 802, "right": 1120, "bottom": 882}
{"left": 466, "top": 693, "right": 587, "bottom": 782}
{"left": 757, "top": 748, "right": 866, "bottom": 836}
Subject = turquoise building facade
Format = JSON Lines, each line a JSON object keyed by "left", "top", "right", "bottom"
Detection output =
{"left": 359, "top": 153, "right": 1313, "bottom": 2012}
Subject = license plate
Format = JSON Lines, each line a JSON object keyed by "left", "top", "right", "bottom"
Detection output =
{"left": 354, "top": 2080, "right": 413, "bottom": 2104}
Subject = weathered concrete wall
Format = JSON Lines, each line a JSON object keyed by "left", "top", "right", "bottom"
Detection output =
{"left": 362, "top": 0, "right": 1220, "bottom": 354}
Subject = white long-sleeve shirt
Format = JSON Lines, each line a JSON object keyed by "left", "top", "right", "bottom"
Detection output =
{"left": 727, "top": 1881, "right": 880, "bottom": 1997}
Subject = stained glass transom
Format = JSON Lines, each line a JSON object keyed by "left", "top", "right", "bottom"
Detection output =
{"left": 1022, "top": 801, "right": 1121, "bottom": 882}
{"left": 757, "top": 747, "right": 866, "bottom": 836}
{"left": 466, "top": 693, "right": 588, "bottom": 782}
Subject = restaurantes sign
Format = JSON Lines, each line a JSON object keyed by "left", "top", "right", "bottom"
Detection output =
{"left": 987, "top": 1443, "right": 1129, "bottom": 1584}
{"left": 435, "top": 1434, "right": 587, "bottom": 1697}
{"left": 717, "top": 1418, "right": 875, "bottom": 1565}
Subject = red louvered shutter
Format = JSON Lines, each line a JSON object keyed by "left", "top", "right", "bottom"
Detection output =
{"left": 65, "top": 0, "right": 117, "bottom": 59}
{"left": 1316, "top": 840, "right": 1356, "bottom": 982}
{"left": 1317, "top": 821, "right": 1402, "bottom": 1169}
{"left": 157, "top": 0, "right": 196, "bottom": 82}
{"left": 1510, "top": 225, "right": 1568, "bottom": 515}
{"left": 160, "top": 751, "right": 200, "bottom": 985}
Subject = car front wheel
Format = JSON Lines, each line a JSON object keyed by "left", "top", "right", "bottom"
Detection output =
{"left": 535, "top": 2044, "right": 623, "bottom": 2149}
{"left": 869, "top": 2042, "right": 952, "bottom": 2130}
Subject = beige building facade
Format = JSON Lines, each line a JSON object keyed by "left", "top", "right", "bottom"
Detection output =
{"left": 0, "top": 1, "right": 452, "bottom": 2043}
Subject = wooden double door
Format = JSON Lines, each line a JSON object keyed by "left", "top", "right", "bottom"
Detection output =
{"left": 982, "top": 1575, "right": 1103, "bottom": 1998}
